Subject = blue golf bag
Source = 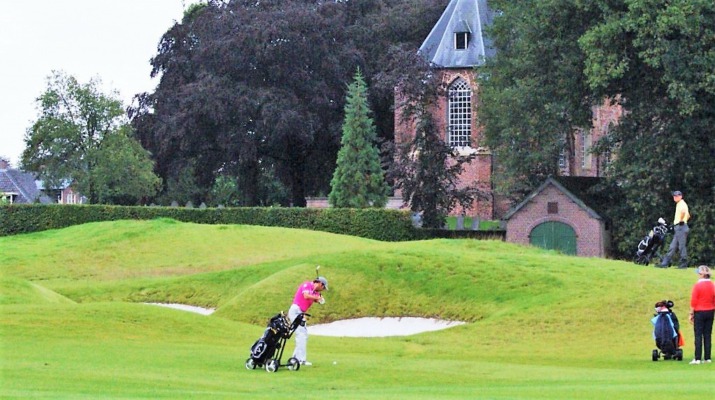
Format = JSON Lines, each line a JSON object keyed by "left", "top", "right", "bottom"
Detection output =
{"left": 651, "top": 300, "right": 683, "bottom": 361}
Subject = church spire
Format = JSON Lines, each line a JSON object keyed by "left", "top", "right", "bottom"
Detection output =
{"left": 419, "top": 0, "right": 495, "bottom": 68}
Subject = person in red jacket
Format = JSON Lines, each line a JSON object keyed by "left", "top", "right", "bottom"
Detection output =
{"left": 688, "top": 265, "right": 715, "bottom": 364}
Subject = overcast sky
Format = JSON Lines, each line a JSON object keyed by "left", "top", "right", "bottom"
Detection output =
{"left": 0, "top": 0, "right": 194, "bottom": 167}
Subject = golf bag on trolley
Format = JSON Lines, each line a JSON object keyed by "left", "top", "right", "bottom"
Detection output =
{"left": 651, "top": 300, "right": 683, "bottom": 361}
{"left": 245, "top": 311, "right": 306, "bottom": 373}
{"left": 634, "top": 218, "right": 671, "bottom": 266}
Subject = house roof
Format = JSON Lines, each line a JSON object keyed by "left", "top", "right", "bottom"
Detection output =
{"left": 0, "top": 167, "right": 52, "bottom": 204}
{"left": 503, "top": 176, "right": 607, "bottom": 221}
{"left": 418, "top": 0, "right": 495, "bottom": 68}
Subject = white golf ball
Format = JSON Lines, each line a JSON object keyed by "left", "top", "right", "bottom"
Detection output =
{"left": 333, "top": 361, "right": 337, "bottom": 365}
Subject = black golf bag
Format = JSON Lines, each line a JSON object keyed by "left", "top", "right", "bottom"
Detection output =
{"left": 634, "top": 218, "right": 670, "bottom": 265}
{"left": 245, "top": 311, "right": 306, "bottom": 373}
{"left": 651, "top": 300, "right": 683, "bottom": 361}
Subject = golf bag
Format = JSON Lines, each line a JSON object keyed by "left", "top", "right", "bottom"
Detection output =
{"left": 634, "top": 218, "right": 670, "bottom": 265}
{"left": 245, "top": 311, "right": 306, "bottom": 373}
{"left": 651, "top": 300, "right": 683, "bottom": 361}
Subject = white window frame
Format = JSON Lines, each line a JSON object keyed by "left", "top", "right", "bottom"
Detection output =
{"left": 455, "top": 32, "right": 470, "bottom": 50}
{"left": 1, "top": 192, "right": 18, "bottom": 204}
{"left": 582, "top": 131, "right": 592, "bottom": 170}
{"left": 447, "top": 78, "right": 472, "bottom": 148}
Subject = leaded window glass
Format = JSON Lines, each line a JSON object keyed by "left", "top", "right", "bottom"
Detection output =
{"left": 448, "top": 78, "right": 472, "bottom": 148}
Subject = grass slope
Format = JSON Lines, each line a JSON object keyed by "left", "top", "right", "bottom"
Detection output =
{"left": 0, "top": 218, "right": 711, "bottom": 399}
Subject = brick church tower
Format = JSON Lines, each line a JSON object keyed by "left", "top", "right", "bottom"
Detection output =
{"left": 394, "top": 0, "right": 622, "bottom": 220}
{"left": 395, "top": 0, "right": 496, "bottom": 219}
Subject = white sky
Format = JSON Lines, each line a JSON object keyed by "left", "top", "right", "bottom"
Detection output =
{"left": 0, "top": 0, "right": 195, "bottom": 167}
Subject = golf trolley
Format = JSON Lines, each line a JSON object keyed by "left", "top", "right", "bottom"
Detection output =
{"left": 245, "top": 311, "right": 307, "bottom": 373}
{"left": 651, "top": 300, "right": 683, "bottom": 362}
{"left": 634, "top": 218, "right": 670, "bottom": 266}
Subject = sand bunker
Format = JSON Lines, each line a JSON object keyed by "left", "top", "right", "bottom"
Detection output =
{"left": 309, "top": 317, "right": 465, "bottom": 337}
{"left": 146, "top": 303, "right": 216, "bottom": 315}
{"left": 147, "top": 303, "right": 464, "bottom": 337}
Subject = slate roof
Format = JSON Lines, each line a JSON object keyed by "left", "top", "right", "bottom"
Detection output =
{"left": 503, "top": 176, "right": 608, "bottom": 221}
{"left": 419, "top": 0, "right": 496, "bottom": 68}
{"left": 0, "top": 166, "right": 52, "bottom": 204}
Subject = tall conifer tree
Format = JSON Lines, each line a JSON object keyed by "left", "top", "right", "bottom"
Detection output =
{"left": 329, "top": 69, "right": 389, "bottom": 208}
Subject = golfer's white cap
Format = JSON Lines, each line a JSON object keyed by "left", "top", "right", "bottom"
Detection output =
{"left": 317, "top": 276, "right": 329, "bottom": 290}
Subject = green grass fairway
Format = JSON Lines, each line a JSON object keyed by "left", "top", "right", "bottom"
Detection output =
{"left": 1, "top": 218, "right": 711, "bottom": 399}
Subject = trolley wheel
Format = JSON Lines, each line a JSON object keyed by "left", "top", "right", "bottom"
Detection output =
{"left": 676, "top": 349, "right": 683, "bottom": 361}
{"left": 245, "top": 358, "right": 256, "bottom": 370}
{"left": 652, "top": 350, "right": 659, "bottom": 361}
{"left": 266, "top": 359, "right": 279, "bottom": 373}
{"left": 287, "top": 357, "right": 301, "bottom": 371}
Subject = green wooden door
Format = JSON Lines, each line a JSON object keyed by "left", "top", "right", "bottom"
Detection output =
{"left": 530, "top": 221, "right": 577, "bottom": 255}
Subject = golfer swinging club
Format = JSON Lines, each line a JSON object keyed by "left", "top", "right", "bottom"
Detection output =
{"left": 288, "top": 267, "right": 328, "bottom": 366}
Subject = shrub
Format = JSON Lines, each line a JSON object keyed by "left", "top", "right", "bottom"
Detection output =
{"left": 0, "top": 204, "right": 420, "bottom": 242}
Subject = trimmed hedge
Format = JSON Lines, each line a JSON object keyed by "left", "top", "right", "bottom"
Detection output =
{"left": 0, "top": 204, "right": 422, "bottom": 242}
{"left": 420, "top": 228, "right": 506, "bottom": 240}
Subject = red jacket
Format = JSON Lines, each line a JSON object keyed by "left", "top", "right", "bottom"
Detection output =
{"left": 690, "top": 279, "right": 715, "bottom": 311}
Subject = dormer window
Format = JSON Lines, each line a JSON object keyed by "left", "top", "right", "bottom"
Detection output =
{"left": 1, "top": 193, "right": 18, "bottom": 204}
{"left": 455, "top": 32, "right": 470, "bottom": 50}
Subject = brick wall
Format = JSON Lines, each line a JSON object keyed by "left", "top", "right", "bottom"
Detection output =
{"left": 505, "top": 185, "right": 608, "bottom": 257}
{"left": 306, "top": 197, "right": 405, "bottom": 210}
{"left": 564, "top": 98, "right": 623, "bottom": 177}
{"left": 394, "top": 69, "right": 494, "bottom": 219}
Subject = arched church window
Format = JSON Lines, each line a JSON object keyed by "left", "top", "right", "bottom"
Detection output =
{"left": 448, "top": 77, "right": 472, "bottom": 148}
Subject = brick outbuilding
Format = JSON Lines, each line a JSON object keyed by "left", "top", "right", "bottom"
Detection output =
{"left": 503, "top": 176, "right": 611, "bottom": 257}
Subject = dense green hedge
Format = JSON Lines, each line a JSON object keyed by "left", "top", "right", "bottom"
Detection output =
{"left": 420, "top": 228, "right": 506, "bottom": 240}
{"left": 0, "top": 204, "right": 422, "bottom": 241}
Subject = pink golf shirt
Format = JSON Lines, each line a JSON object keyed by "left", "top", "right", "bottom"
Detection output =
{"left": 293, "top": 281, "right": 318, "bottom": 312}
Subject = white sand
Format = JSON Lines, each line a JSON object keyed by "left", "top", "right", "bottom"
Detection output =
{"left": 145, "top": 303, "right": 216, "bottom": 316}
{"left": 146, "top": 303, "right": 465, "bottom": 337}
{"left": 309, "top": 317, "right": 465, "bottom": 337}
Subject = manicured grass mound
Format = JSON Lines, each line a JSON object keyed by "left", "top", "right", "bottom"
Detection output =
{"left": 0, "top": 277, "right": 75, "bottom": 305}
{"left": 1, "top": 219, "right": 711, "bottom": 399}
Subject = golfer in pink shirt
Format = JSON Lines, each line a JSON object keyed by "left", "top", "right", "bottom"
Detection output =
{"left": 288, "top": 276, "right": 328, "bottom": 366}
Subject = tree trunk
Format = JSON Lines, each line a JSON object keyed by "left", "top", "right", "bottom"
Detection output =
{"left": 289, "top": 160, "right": 306, "bottom": 207}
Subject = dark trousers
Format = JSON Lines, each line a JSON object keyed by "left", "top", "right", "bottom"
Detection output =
{"left": 693, "top": 310, "right": 714, "bottom": 361}
{"left": 660, "top": 223, "right": 689, "bottom": 267}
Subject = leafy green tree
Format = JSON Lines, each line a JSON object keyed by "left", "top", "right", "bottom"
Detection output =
{"left": 22, "top": 71, "right": 161, "bottom": 204}
{"left": 154, "top": 161, "right": 204, "bottom": 206}
{"left": 329, "top": 69, "right": 389, "bottom": 208}
{"left": 478, "top": 0, "right": 714, "bottom": 263}
{"left": 131, "top": 0, "right": 446, "bottom": 207}
{"left": 89, "top": 126, "right": 162, "bottom": 205}
{"left": 132, "top": 1, "right": 353, "bottom": 207}
{"left": 579, "top": 0, "right": 715, "bottom": 263}
{"left": 390, "top": 109, "right": 478, "bottom": 229}
{"left": 479, "top": 0, "right": 602, "bottom": 201}
{"left": 208, "top": 164, "right": 289, "bottom": 207}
